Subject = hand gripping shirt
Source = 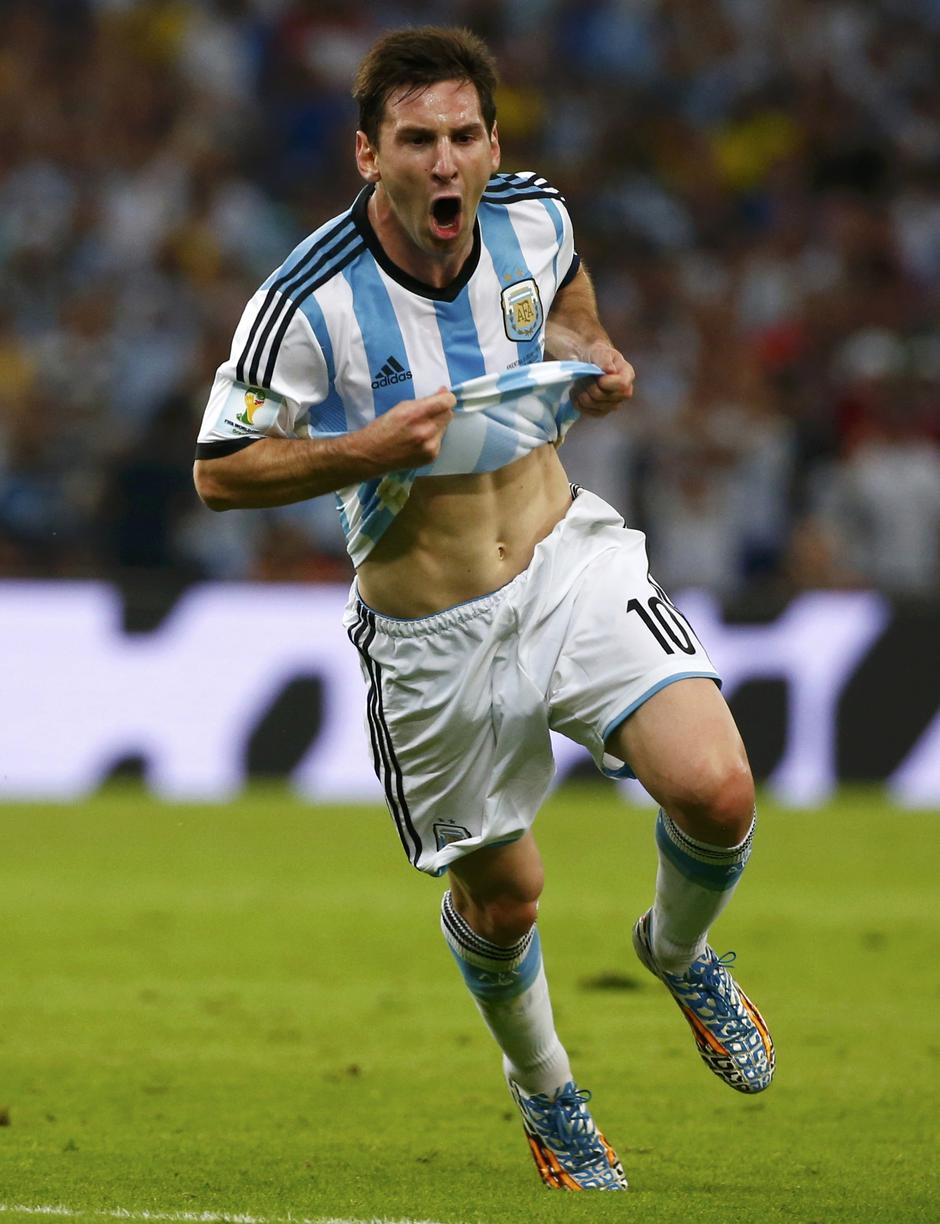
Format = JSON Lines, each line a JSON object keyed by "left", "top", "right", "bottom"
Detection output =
{"left": 196, "top": 172, "right": 588, "bottom": 566}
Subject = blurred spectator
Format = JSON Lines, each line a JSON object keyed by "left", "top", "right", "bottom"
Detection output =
{"left": 1, "top": 0, "right": 939, "bottom": 600}
{"left": 98, "top": 392, "right": 201, "bottom": 574}
{"left": 782, "top": 514, "right": 862, "bottom": 593}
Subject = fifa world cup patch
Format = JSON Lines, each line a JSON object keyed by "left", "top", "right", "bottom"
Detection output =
{"left": 221, "top": 382, "right": 285, "bottom": 436}
{"left": 501, "top": 277, "right": 543, "bottom": 342}
{"left": 239, "top": 387, "right": 268, "bottom": 426}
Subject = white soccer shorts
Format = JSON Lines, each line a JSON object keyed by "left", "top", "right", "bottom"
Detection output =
{"left": 343, "top": 489, "right": 720, "bottom": 876}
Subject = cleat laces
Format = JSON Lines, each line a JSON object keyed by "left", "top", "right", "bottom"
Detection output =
{"left": 669, "top": 952, "right": 738, "bottom": 1011}
{"left": 507, "top": 1074, "right": 629, "bottom": 1189}
{"left": 527, "top": 1087, "right": 604, "bottom": 1170}
{"left": 670, "top": 950, "right": 766, "bottom": 1058}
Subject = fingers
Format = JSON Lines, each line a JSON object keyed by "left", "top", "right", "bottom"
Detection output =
{"left": 364, "top": 387, "right": 457, "bottom": 471}
{"left": 408, "top": 386, "right": 456, "bottom": 423}
{"left": 586, "top": 341, "right": 628, "bottom": 375}
{"left": 572, "top": 374, "right": 631, "bottom": 413}
{"left": 597, "top": 370, "right": 634, "bottom": 396}
{"left": 398, "top": 387, "right": 455, "bottom": 465}
{"left": 425, "top": 386, "right": 457, "bottom": 414}
{"left": 574, "top": 360, "right": 636, "bottom": 415}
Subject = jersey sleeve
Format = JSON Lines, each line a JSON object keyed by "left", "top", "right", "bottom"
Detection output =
{"left": 485, "top": 170, "right": 580, "bottom": 297}
{"left": 529, "top": 177, "right": 579, "bottom": 297}
{"left": 549, "top": 188, "right": 579, "bottom": 291}
{"left": 559, "top": 249, "right": 581, "bottom": 289}
{"left": 195, "top": 289, "right": 329, "bottom": 458}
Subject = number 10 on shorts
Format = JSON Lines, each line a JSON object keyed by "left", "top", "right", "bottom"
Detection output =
{"left": 627, "top": 595, "right": 698, "bottom": 656}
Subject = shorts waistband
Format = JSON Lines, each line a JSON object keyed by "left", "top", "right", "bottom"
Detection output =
{"left": 350, "top": 488, "right": 623, "bottom": 640}
{"left": 353, "top": 573, "right": 522, "bottom": 638}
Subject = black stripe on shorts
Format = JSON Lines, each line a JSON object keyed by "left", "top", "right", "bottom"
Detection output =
{"left": 347, "top": 607, "right": 422, "bottom": 866}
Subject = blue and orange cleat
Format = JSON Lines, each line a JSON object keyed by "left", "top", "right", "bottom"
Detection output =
{"left": 505, "top": 1071, "right": 628, "bottom": 1190}
{"left": 633, "top": 909, "right": 774, "bottom": 1094}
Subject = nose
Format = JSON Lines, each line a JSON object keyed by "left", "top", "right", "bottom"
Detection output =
{"left": 432, "top": 138, "right": 457, "bottom": 180}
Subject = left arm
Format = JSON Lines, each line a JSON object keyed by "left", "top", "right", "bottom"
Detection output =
{"left": 545, "top": 263, "right": 635, "bottom": 415}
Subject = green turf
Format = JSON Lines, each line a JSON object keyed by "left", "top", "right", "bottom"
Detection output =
{"left": 1, "top": 785, "right": 937, "bottom": 1222}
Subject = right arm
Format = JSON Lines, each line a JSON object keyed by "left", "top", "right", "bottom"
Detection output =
{"left": 194, "top": 271, "right": 454, "bottom": 511}
{"left": 193, "top": 388, "right": 455, "bottom": 511}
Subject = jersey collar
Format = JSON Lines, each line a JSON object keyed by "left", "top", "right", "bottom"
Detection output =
{"left": 352, "top": 184, "right": 481, "bottom": 303}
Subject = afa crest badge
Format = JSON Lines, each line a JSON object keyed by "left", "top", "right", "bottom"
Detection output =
{"left": 501, "top": 277, "right": 543, "bottom": 342}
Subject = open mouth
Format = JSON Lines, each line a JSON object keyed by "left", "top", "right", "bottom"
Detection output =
{"left": 430, "top": 195, "right": 462, "bottom": 239}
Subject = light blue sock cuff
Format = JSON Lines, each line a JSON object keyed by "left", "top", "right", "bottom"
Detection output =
{"left": 440, "top": 890, "right": 542, "bottom": 1001}
{"left": 656, "top": 808, "right": 755, "bottom": 893}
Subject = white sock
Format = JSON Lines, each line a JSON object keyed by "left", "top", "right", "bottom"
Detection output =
{"left": 441, "top": 890, "right": 572, "bottom": 1097}
{"left": 651, "top": 808, "right": 755, "bottom": 974}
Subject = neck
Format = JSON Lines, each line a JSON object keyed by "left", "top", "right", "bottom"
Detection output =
{"left": 368, "top": 187, "right": 472, "bottom": 289}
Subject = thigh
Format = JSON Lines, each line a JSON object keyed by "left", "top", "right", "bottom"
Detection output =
{"left": 538, "top": 516, "right": 720, "bottom": 777}
{"left": 345, "top": 593, "right": 555, "bottom": 878}
{"left": 606, "top": 676, "right": 750, "bottom": 811}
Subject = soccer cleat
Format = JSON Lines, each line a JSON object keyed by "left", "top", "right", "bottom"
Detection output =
{"left": 505, "top": 1072, "right": 628, "bottom": 1190}
{"left": 632, "top": 909, "right": 774, "bottom": 1094}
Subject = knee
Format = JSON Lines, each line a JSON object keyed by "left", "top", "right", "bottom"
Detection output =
{"left": 709, "top": 760, "right": 756, "bottom": 841}
{"left": 668, "top": 755, "right": 755, "bottom": 845}
{"left": 450, "top": 884, "right": 542, "bottom": 946}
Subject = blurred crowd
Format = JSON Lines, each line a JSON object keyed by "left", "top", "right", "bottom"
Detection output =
{"left": 2, "top": 0, "right": 940, "bottom": 600}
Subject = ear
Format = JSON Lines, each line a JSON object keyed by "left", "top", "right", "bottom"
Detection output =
{"left": 356, "top": 130, "right": 380, "bottom": 182}
{"left": 489, "top": 121, "right": 501, "bottom": 172}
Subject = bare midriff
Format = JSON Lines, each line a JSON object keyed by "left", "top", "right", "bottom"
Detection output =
{"left": 356, "top": 444, "right": 573, "bottom": 617}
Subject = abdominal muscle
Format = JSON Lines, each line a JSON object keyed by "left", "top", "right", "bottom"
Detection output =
{"left": 356, "top": 444, "right": 574, "bottom": 618}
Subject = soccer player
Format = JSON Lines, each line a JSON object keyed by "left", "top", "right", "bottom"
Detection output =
{"left": 194, "top": 26, "right": 774, "bottom": 1191}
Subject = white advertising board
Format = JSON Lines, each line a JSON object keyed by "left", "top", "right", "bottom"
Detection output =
{"left": 1, "top": 583, "right": 937, "bottom": 807}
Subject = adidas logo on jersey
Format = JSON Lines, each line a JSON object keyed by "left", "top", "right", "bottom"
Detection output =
{"left": 371, "top": 355, "right": 413, "bottom": 389}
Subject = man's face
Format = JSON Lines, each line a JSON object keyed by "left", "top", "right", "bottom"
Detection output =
{"left": 356, "top": 79, "right": 500, "bottom": 261}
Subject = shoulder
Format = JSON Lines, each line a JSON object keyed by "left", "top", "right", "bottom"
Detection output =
{"left": 232, "top": 204, "right": 366, "bottom": 389}
{"left": 481, "top": 171, "right": 568, "bottom": 208}
{"left": 259, "top": 202, "right": 366, "bottom": 303}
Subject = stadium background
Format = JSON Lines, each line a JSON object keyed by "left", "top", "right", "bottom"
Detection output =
{"left": 2, "top": 0, "right": 940, "bottom": 802}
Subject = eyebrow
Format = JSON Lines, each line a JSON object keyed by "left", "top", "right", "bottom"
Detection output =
{"left": 394, "top": 121, "right": 486, "bottom": 138}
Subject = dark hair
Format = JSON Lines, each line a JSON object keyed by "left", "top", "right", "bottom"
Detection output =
{"left": 353, "top": 26, "right": 499, "bottom": 145}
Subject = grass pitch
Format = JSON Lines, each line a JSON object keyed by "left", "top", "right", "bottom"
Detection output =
{"left": 1, "top": 785, "right": 937, "bottom": 1223}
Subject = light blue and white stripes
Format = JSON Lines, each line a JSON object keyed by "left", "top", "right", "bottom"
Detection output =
{"left": 423, "top": 360, "right": 602, "bottom": 476}
{"left": 655, "top": 809, "right": 755, "bottom": 892}
{"left": 441, "top": 890, "right": 543, "bottom": 1002}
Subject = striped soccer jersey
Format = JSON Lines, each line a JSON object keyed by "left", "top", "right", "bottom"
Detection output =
{"left": 196, "top": 171, "right": 581, "bottom": 565}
